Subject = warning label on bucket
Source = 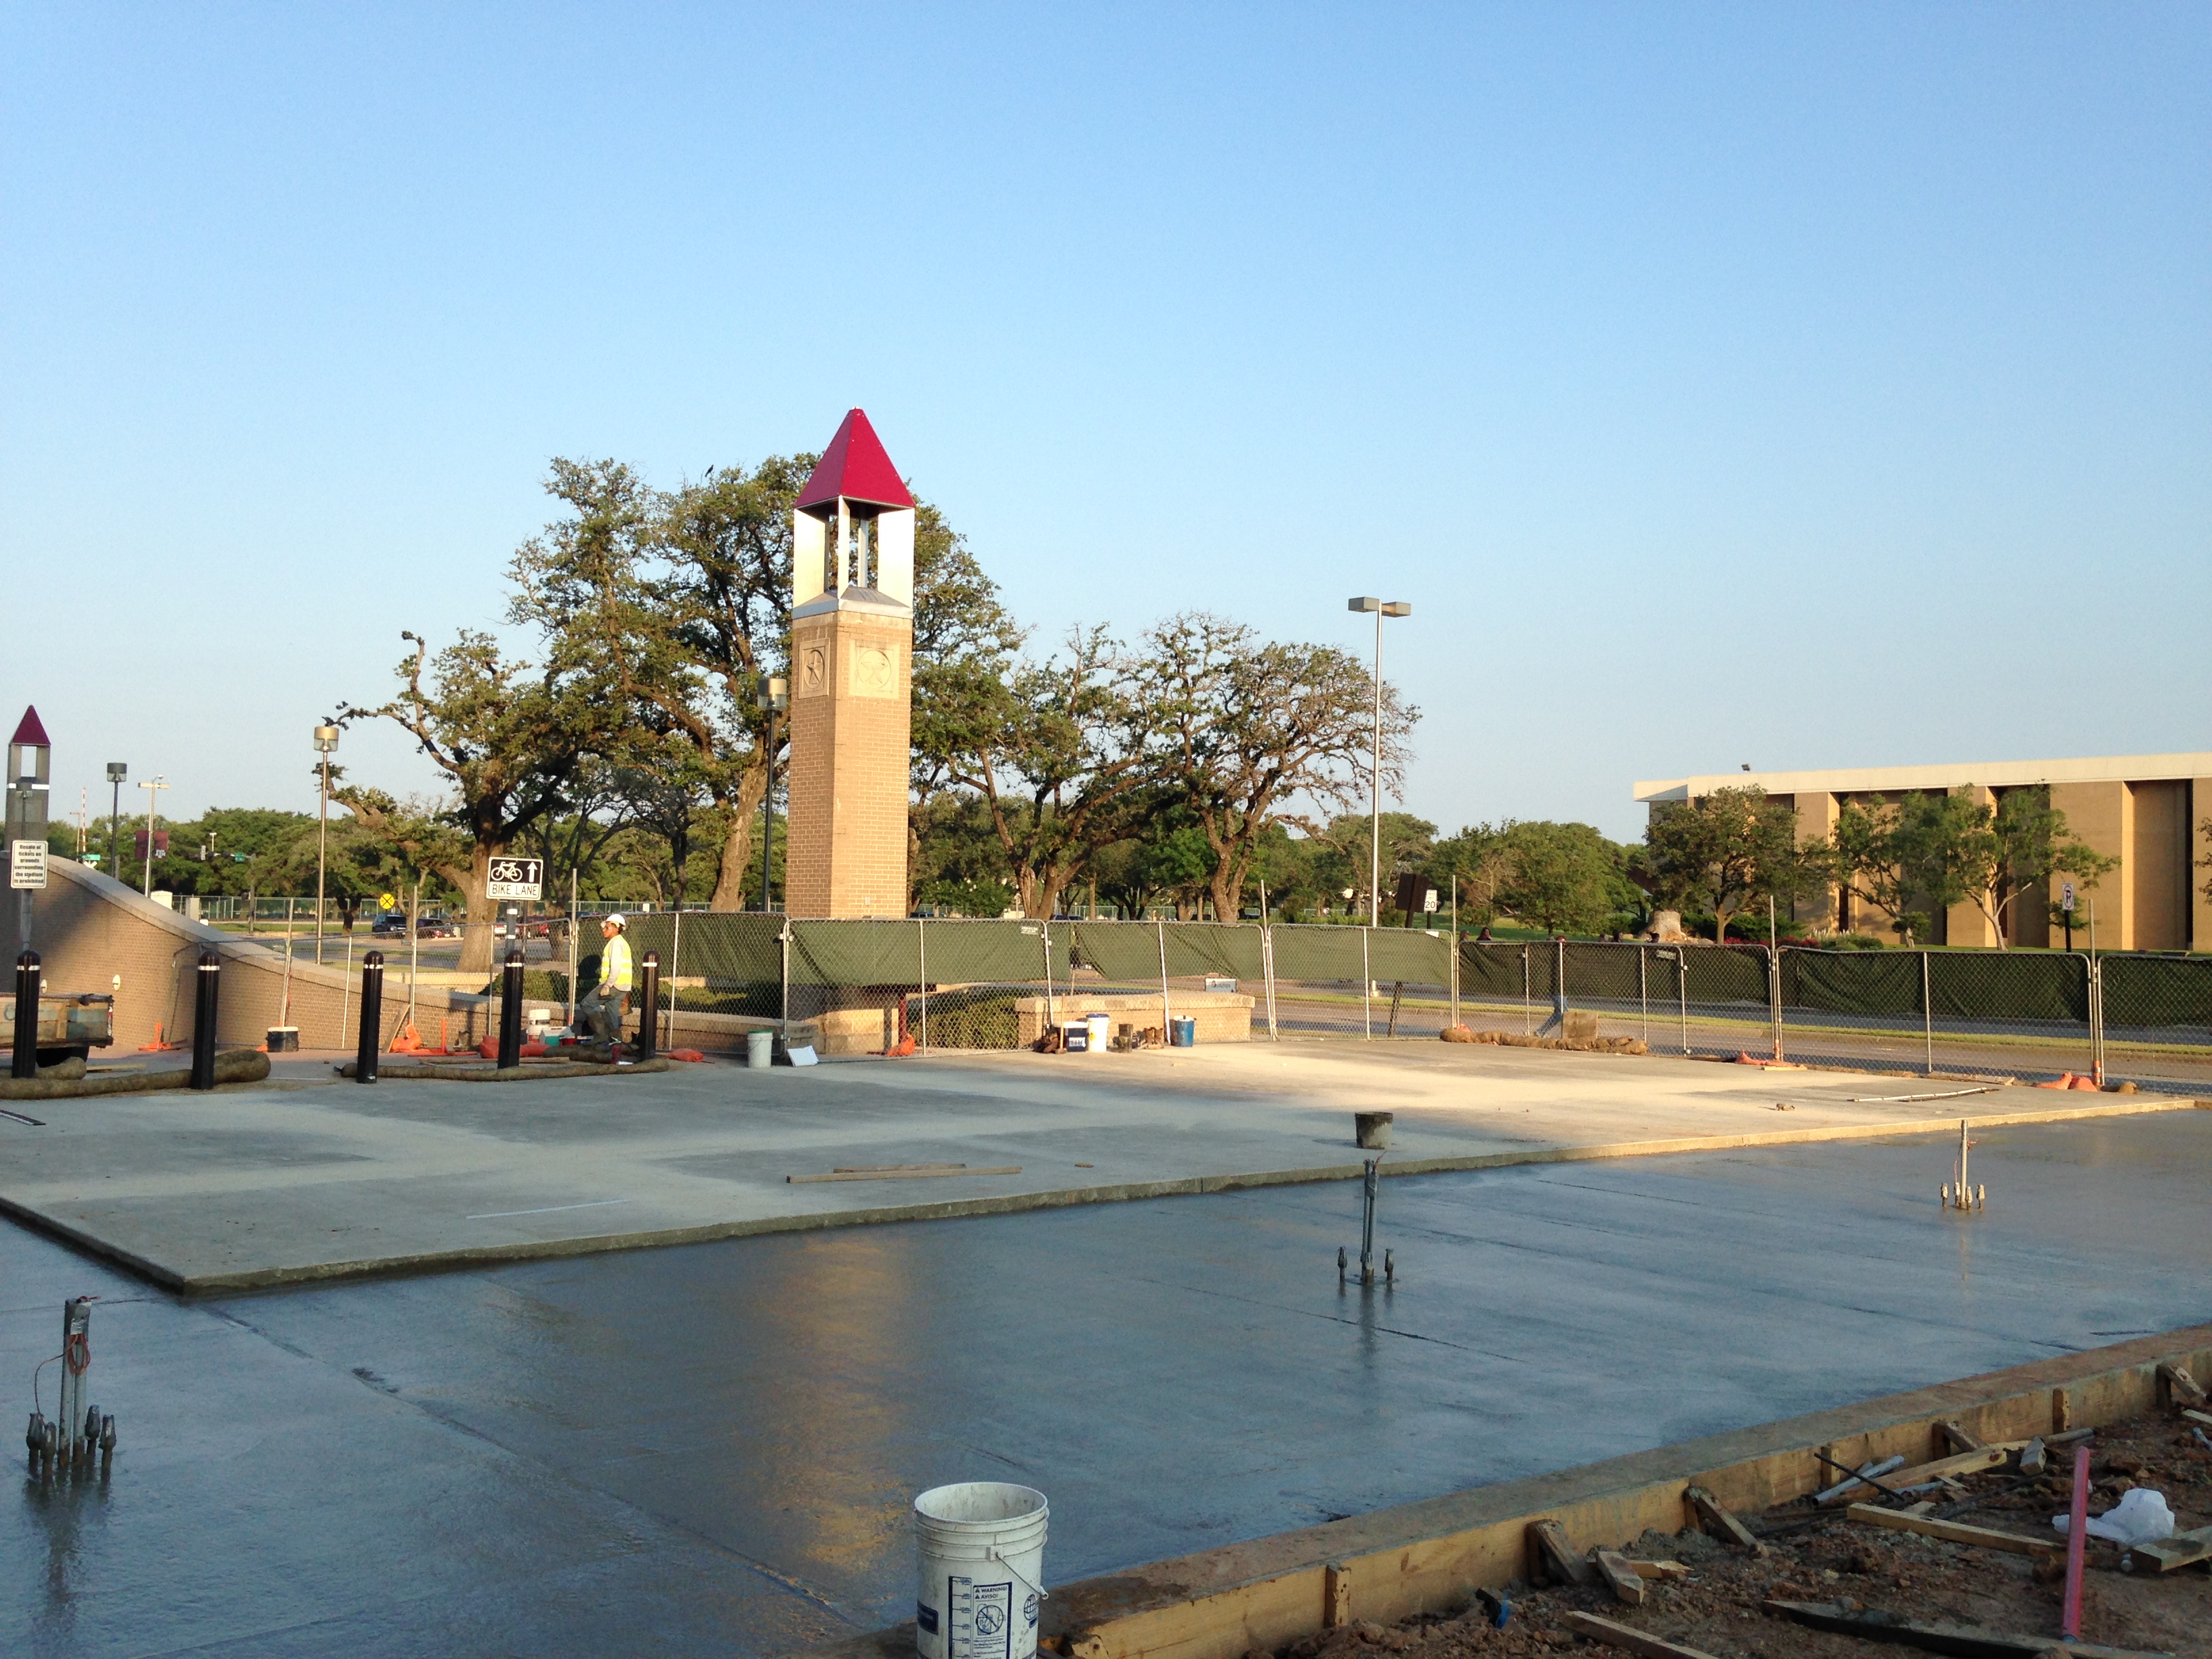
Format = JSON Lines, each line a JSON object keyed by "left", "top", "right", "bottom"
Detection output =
{"left": 949, "top": 1576, "right": 1013, "bottom": 1659}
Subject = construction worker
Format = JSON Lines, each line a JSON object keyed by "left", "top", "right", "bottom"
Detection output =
{"left": 579, "top": 914, "right": 634, "bottom": 1048}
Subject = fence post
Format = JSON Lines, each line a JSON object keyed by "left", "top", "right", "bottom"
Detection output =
{"left": 917, "top": 917, "right": 928, "bottom": 1055}
{"left": 1521, "top": 944, "right": 1531, "bottom": 1035}
{"left": 1638, "top": 944, "right": 1648, "bottom": 1047}
{"left": 668, "top": 906, "right": 683, "bottom": 1052}
{"left": 1769, "top": 946, "right": 1783, "bottom": 1062}
{"left": 780, "top": 920, "right": 791, "bottom": 1033}
{"left": 1555, "top": 937, "right": 1567, "bottom": 1034}
{"left": 1448, "top": 911, "right": 1459, "bottom": 1031}
{"left": 1921, "top": 950, "right": 1934, "bottom": 1078}
{"left": 1155, "top": 918, "right": 1173, "bottom": 1040}
{"left": 1676, "top": 949, "right": 1687, "bottom": 1054}
{"left": 1361, "top": 927, "right": 1372, "bottom": 1040}
{"left": 1262, "top": 922, "right": 1279, "bottom": 1042}
{"left": 1041, "top": 918, "right": 1055, "bottom": 1031}
{"left": 2088, "top": 954, "right": 2104, "bottom": 1086}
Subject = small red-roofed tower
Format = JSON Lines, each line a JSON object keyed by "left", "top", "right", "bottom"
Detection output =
{"left": 785, "top": 409, "right": 915, "bottom": 918}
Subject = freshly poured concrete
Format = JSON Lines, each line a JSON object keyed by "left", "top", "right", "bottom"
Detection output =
{"left": 0, "top": 1041, "right": 2198, "bottom": 1289}
{"left": 5, "top": 1113, "right": 2211, "bottom": 1657}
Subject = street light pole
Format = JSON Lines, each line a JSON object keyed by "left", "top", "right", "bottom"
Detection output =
{"left": 756, "top": 677, "right": 787, "bottom": 912}
{"left": 137, "top": 777, "right": 169, "bottom": 897}
{"left": 106, "top": 762, "right": 126, "bottom": 880}
{"left": 1347, "top": 597, "right": 1411, "bottom": 926}
{"left": 313, "top": 723, "right": 339, "bottom": 965}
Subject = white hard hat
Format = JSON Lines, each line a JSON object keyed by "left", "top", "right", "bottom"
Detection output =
{"left": 605, "top": 913, "right": 626, "bottom": 928}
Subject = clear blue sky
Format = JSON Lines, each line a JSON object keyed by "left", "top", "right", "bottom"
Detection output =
{"left": 5, "top": 4, "right": 2206, "bottom": 844}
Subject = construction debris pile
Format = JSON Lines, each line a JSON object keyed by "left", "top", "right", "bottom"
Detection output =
{"left": 1263, "top": 1406, "right": 2212, "bottom": 1659}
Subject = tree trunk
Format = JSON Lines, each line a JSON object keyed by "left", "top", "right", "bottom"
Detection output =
{"left": 709, "top": 762, "right": 769, "bottom": 912}
{"left": 458, "top": 842, "right": 499, "bottom": 974}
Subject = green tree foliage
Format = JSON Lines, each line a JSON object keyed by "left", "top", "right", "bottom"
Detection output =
{"left": 343, "top": 630, "right": 611, "bottom": 970}
{"left": 1643, "top": 786, "right": 1806, "bottom": 944}
{"left": 1496, "top": 821, "right": 1636, "bottom": 936}
{"left": 1140, "top": 611, "right": 1414, "bottom": 924}
{"left": 920, "top": 625, "right": 1156, "bottom": 917}
{"left": 1428, "top": 822, "right": 1513, "bottom": 926}
{"left": 1308, "top": 812, "right": 1436, "bottom": 918}
{"left": 508, "top": 455, "right": 792, "bottom": 910}
{"left": 1823, "top": 788, "right": 2115, "bottom": 947}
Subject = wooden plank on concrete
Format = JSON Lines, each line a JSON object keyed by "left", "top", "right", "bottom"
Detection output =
{"left": 1591, "top": 1548, "right": 1645, "bottom": 1605}
{"left": 2125, "top": 1522, "right": 2212, "bottom": 1574}
{"left": 1322, "top": 1562, "right": 1351, "bottom": 1628}
{"left": 1683, "top": 1486, "right": 1765, "bottom": 1553}
{"left": 2159, "top": 1361, "right": 2207, "bottom": 1406}
{"left": 1937, "top": 1419, "right": 1983, "bottom": 1454}
{"left": 1560, "top": 1610, "right": 1720, "bottom": 1658}
{"left": 1527, "top": 1519, "right": 1591, "bottom": 1586}
{"left": 1845, "top": 1503, "right": 2062, "bottom": 1557}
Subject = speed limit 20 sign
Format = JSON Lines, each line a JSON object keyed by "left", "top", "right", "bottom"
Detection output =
{"left": 487, "top": 857, "right": 545, "bottom": 901}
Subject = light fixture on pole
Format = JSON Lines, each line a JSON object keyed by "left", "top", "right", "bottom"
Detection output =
{"left": 313, "top": 722, "right": 340, "bottom": 966}
{"left": 756, "top": 676, "right": 788, "bottom": 912}
{"left": 137, "top": 777, "right": 169, "bottom": 898}
{"left": 1347, "top": 598, "right": 1411, "bottom": 926}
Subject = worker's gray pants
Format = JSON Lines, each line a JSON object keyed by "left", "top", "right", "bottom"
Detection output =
{"left": 579, "top": 985, "right": 630, "bottom": 1046}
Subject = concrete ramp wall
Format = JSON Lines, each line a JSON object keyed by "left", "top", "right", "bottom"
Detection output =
{"left": 27, "top": 859, "right": 490, "bottom": 1053}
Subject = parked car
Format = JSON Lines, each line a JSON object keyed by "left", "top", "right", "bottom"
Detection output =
{"left": 415, "top": 913, "right": 460, "bottom": 939}
{"left": 369, "top": 912, "right": 410, "bottom": 936}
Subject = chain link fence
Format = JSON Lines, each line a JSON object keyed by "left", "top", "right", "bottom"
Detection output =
{"left": 304, "top": 909, "right": 2212, "bottom": 1090}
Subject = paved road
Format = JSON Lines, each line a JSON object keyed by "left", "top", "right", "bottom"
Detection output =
{"left": 7, "top": 1113, "right": 2211, "bottom": 1657}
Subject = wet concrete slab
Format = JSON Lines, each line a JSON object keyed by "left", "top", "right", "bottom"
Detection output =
{"left": 0, "top": 1040, "right": 2198, "bottom": 1289}
{"left": 5, "top": 1113, "right": 2211, "bottom": 1656}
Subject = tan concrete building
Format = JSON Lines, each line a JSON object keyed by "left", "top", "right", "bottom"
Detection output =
{"left": 1634, "top": 753, "right": 2212, "bottom": 951}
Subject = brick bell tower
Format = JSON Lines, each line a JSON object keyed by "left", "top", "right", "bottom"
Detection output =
{"left": 785, "top": 409, "right": 915, "bottom": 918}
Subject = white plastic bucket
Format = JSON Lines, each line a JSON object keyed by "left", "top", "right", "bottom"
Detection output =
{"left": 914, "top": 1482, "right": 1048, "bottom": 1659}
{"left": 747, "top": 1029, "right": 774, "bottom": 1069}
{"left": 1084, "top": 1013, "right": 1111, "bottom": 1054}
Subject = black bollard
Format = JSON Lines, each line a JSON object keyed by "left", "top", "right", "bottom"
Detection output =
{"left": 188, "top": 949, "right": 221, "bottom": 1090}
{"left": 497, "top": 945, "right": 525, "bottom": 1069}
{"left": 634, "top": 950, "right": 659, "bottom": 1063}
{"left": 354, "top": 950, "right": 384, "bottom": 1084}
{"left": 12, "top": 949, "right": 40, "bottom": 1080}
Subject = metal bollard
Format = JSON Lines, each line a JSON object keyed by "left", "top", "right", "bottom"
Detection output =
{"left": 189, "top": 949, "right": 221, "bottom": 1090}
{"left": 12, "top": 948, "right": 39, "bottom": 1080}
{"left": 497, "top": 945, "right": 525, "bottom": 1069}
{"left": 354, "top": 951, "right": 384, "bottom": 1083}
{"left": 634, "top": 951, "right": 659, "bottom": 1063}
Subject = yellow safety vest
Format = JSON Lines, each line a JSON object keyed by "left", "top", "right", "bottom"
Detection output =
{"left": 601, "top": 933, "right": 634, "bottom": 991}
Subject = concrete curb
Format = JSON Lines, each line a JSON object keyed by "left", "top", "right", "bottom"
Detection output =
{"left": 13, "top": 1092, "right": 2196, "bottom": 1295}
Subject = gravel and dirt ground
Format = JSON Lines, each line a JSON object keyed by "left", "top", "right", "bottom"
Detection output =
{"left": 1268, "top": 1410, "right": 2212, "bottom": 1659}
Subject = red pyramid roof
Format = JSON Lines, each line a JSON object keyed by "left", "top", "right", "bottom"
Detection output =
{"left": 795, "top": 409, "right": 914, "bottom": 512}
{"left": 10, "top": 705, "right": 49, "bottom": 747}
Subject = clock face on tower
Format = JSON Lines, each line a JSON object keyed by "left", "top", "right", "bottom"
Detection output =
{"left": 800, "top": 646, "right": 827, "bottom": 695}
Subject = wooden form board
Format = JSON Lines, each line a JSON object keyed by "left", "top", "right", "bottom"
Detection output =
{"left": 792, "top": 1326, "right": 2212, "bottom": 1659}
